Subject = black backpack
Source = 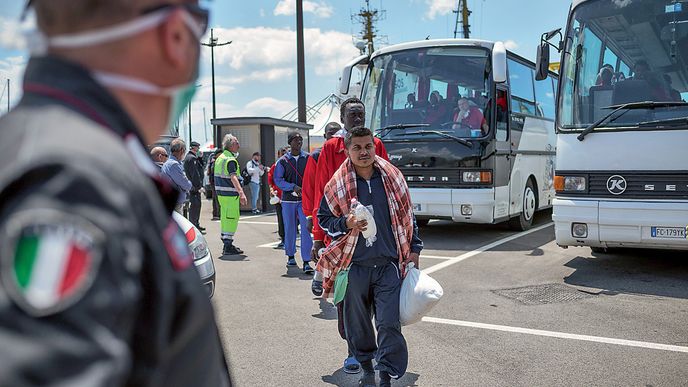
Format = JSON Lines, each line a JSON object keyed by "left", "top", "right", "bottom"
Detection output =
{"left": 240, "top": 166, "right": 251, "bottom": 186}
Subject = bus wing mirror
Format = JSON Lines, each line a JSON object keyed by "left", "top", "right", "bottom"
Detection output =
{"left": 535, "top": 41, "right": 550, "bottom": 81}
{"left": 535, "top": 28, "right": 562, "bottom": 81}
{"left": 492, "top": 41, "right": 507, "bottom": 83}
{"left": 339, "top": 54, "right": 369, "bottom": 96}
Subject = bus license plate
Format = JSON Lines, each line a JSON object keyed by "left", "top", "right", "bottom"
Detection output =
{"left": 651, "top": 226, "right": 687, "bottom": 239}
{"left": 413, "top": 203, "right": 422, "bottom": 212}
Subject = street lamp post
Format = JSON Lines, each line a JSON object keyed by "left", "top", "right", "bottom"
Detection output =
{"left": 296, "top": 0, "right": 307, "bottom": 124}
{"left": 201, "top": 29, "right": 231, "bottom": 146}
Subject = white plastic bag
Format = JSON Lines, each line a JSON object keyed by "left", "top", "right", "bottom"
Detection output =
{"left": 351, "top": 199, "right": 377, "bottom": 247}
{"left": 399, "top": 263, "right": 443, "bottom": 326}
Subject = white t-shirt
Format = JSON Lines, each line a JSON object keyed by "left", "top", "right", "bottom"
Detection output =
{"left": 246, "top": 159, "right": 264, "bottom": 184}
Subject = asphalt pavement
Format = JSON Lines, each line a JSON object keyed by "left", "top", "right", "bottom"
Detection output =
{"left": 198, "top": 199, "right": 688, "bottom": 387}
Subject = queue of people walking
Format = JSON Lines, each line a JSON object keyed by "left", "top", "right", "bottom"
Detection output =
{"left": 147, "top": 98, "right": 421, "bottom": 387}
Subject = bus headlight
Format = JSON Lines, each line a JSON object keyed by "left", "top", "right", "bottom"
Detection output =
{"left": 554, "top": 176, "right": 586, "bottom": 192}
{"left": 462, "top": 171, "right": 492, "bottom": 184}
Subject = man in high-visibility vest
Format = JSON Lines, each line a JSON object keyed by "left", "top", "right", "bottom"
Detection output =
{"left": 214, "top": 134, "right": 248, "bottom": 255}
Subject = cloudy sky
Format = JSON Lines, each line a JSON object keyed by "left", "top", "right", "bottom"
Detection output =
{"left": 0, "top": 0, "right": 570, "bottom": 144}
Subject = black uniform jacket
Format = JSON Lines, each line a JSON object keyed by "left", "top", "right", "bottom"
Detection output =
{"left": 0, "top": 56, "right": 231, "bottom": 386}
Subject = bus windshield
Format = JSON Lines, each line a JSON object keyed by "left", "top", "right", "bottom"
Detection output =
{"left": 362, "top": 46, "right": 492, "bottom": 140}
{"left": 559, "top": 0, "right": 688, "bottom": 131}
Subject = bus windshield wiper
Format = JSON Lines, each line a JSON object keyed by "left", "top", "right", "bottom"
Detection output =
{"left": 376, "top": 123, "right": 429, "bottom": 138}
{"left": 398, "top": 130, "right": 473, "bottom": 147}
{"left": 577, "top": 101, "right": 688, "bottom": 141}
{"left": 637, "top": 116, "right": 688, "bottom": 128}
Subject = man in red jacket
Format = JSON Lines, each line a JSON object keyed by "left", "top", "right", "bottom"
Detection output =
{"left": 302, "top": 121, "right": 342, "bottom": 237}
{"left": 311, "top": 97, "right": 388, "bottom": 374}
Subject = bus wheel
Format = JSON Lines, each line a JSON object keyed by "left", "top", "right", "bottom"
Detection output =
{"left": 510, "top": 179, "right": 536, "bottom": 231}
{"left": 416, "top": 219, "right": 430, "bottom": 227}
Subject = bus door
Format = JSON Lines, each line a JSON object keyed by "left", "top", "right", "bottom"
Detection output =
{"left": 493, "top": 86, "right": 513, "bottom": 221}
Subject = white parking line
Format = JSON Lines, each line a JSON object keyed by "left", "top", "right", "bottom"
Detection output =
{"left": 422, "top": 222, "right": 554, "bottom": 275}
{"left": 422, "top": 316, "right": 688, "bottom": 354}
{"left": 241, "top": 213, "right": 275, "bottom": 220}
{"left": 419, "top": 254, "right": 454, "bottom": 260}
{"left": 212, "top": 213, "right": 276, "bottom": 222}
{"left": 241, "top": 221, "right": 279, "bottom": 225}
{"left": 258, "top": 241, "right": 280, "bottom": 248}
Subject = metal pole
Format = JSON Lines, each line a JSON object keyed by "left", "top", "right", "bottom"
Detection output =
{"left": 210, "top": 29, "right": 217, "bottom": 120}
{"left": 296, "top": 0, "right": 307, "bottom": 123}
{"left": 201, "top": 30, "right": 231, "bottom": 146}
{"left": 188, "top": 100, "right": 192, "bottom": 143}
{"left": 203, "top": 107, "right": 209, "bottom": 143}
{"left": 7, "top": 79, "right": 9, "bottom": 112}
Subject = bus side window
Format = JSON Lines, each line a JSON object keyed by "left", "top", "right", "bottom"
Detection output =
{"left": 496, "top": 88, "right": 508, "bottom": 141}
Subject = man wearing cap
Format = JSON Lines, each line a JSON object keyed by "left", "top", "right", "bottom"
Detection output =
{"left": 0, "top": 0, "right": 230, "bottom": 385}
{"left": 184, "top": 140, "right": 205, "bottom": 231}
{"left": 150, "top": 146, "right": 169, "bottom": 168}
{"left": 273, "top": 132, "right": 314, "bottom": 273}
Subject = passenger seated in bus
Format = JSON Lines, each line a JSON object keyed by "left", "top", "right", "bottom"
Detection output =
{"left": 628, "top": 60, "right": 670, "bottom": 101}
{"left": 425, "top": 90, "right": 449, "bottom": 125}
{"left": 590, "top": 65, "right": 614, "bottom": 119}
{"left": 594, "top": 64, "right": 614, "bottom": 87}
{"left": 405, "top": 93, "right": 417, "bottom": 109}
{"left": 451, "top": 97, "right": 488, "bottom": 134}
{"left": 612, "top": 61, "right": 668, "bottom": 104}
{"left": 663, "top": 74, "right": 682, "bottom": 102}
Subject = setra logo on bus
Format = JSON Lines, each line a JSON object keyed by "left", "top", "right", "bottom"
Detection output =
{"left": 606, "top": 175, "right": 627, "bottom": 195}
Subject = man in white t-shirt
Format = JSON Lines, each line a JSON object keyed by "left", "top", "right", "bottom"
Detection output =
{"left": 246, "top": 151, "right": 265, "bottom": 214}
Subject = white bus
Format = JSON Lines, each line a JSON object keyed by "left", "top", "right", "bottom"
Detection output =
{"left": 342, "top": 39, "right": 558, "bottom": 230}
{"left": 537, "top": 0, "right": 688, "bottom": 250}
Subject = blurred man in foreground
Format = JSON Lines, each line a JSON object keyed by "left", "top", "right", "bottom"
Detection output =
{"left": 0, "top": 1, "right": 230, "bottom": 385}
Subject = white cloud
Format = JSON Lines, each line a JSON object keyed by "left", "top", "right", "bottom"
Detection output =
{"left": 244, "top": 97, "right": 295, "bottom": 117}
{"left": 504, "top": 40, "right": 519, "bottom": 50}
{"left": 228, "top": 68, "right": 295, "bottom": 85}
{"left": 274, "top": 0, "right": 334, "bottom": 18}
{"left": 211, "top": 26, "right": 358, "bottom": 77}
{"left": 0, "top": 16, "right": 26, "bottom": 51}
{"left": 425, "top": 0, "right": 455, "bottom": 20}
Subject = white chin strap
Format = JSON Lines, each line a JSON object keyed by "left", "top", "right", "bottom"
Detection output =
{"left": 92, "top": 71, "right": 180, "bottom": 96}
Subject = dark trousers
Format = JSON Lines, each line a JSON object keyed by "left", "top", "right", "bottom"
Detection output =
{"left": 275, "top": 202, "right": 285, "bottom": 241}
{"left": 212, "top": 184, "right": 220, "bottom": 218}
{"left": 344, "top": 260, "right": 407, "bottom": 378}
{"left": 189, "top": 191, "right": 202, "bottom": 227}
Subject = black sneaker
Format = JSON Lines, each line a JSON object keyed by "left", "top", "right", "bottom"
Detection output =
{"left": 196, "top": 225, "right": 206, "bottom": 231}
{"left": 303, "top": 262, "right": 314, "bottom": 275}
{"left": 311, "top": 280, "right": 323, "bottom": 296}
{"left": 232, "top": 244, "right": 244, "bottom": 254}
{"left": 225, "top": 245, "right": 242, "bottom": 255}
{"left": 286, "top": 257, "right": 297, "bottom": 266}
{"left": 379, "top": 371, "right": 392, "bottom": 387}
{"left": 275, "top": 241, "right": 285, "bottom": 249}
{"left": 358, "top": 372, "right": 376, "bottom": 387}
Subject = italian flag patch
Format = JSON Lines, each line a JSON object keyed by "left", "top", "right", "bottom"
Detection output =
{"left": 2, "top": 220, "right": 102, "bottom": 317}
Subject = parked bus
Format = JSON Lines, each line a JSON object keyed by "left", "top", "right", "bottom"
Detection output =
{"left": 537, "top": 0, "right": 688, "bottom": 250}
{"left": 341, "top": 39, "right": 558, "bottom": 230}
